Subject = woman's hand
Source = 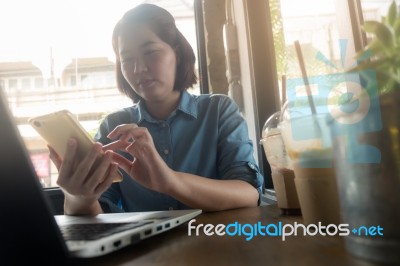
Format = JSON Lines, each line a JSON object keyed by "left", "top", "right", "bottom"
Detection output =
{"left": 48, "top": 145, "right": 62, "bottom": 171}
{"left": 105, "top": 124, "right": 175, "bottom": 193}
{"left": 104, "top": 124, "right": 259, "bottom": 211}
{"left": 50, "top": 138, "right": 119, "bottom": 215}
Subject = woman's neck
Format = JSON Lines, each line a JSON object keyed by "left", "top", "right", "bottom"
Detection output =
{"left": 144, "top": 91, "right": 181, "bottom": 120}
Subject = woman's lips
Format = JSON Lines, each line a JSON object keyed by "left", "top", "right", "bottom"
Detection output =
{"left": 138, "top": 79, "right": 155, "bottom": 89}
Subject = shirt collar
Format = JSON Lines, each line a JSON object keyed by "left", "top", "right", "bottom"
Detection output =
{"left": 176, "top": 90, "right": 198, "bottom": 119}
{"left": 137, "top": 91, "right": 198, "bottom": 123}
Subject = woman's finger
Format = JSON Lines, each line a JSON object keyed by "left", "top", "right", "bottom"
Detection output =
{"left": 73, "top": 142, "right": 103, "bottom": 183}
{"left": 58, "top": 138, "right": 78, "bottom": 180}
{"left": 110, "top": 152, "right": 133, "bottom": 174}
{"left": 48, "top": 145, "right": 62, "bottom": 170}
{"left": 107, "top": 123, "right": 138, "bottom": 139}
{"left": 94, "top": 163, "right": 119, "bottom": 195}
{"left": 85, "top": 151, "right": 113, "bottom": 190}
{"left": 103, "top": 139, "right": 133, "bottom": 152}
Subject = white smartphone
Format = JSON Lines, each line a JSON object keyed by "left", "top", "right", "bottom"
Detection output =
{"left": 28, "top": 110, "right": 123, "bottom": 182}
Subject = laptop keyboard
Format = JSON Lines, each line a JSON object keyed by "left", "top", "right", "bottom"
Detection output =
{"left": 59, "top": 221, "right": 153, "bottom": 241}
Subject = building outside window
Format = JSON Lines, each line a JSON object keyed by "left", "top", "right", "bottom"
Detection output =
{"left": 0, "top": 0, "right": 198, "bottom": 187}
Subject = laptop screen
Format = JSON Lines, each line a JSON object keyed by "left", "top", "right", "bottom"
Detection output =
{"left": 0, "top": 89, "right": 70, "bottom": 263}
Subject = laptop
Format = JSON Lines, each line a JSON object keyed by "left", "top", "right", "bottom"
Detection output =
{"left": 0, "top": 88, "right": 201, "bottom": 264}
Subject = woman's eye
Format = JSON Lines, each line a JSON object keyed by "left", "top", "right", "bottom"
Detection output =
{"left": 121, "top": 58, "right": 134, "bottom": 65}
{"left": 145, "top": 50, "right": 158, "bottom": 55}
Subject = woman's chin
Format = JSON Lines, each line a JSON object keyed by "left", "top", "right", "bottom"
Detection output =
{"left": 141, "top": 88, "right": 178, "bottom": 103}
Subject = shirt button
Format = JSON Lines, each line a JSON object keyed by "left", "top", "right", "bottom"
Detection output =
{"left": 163, "top": 149, "right": 169, "bottom": 155}
{"left": 162, "top": 122, "right": 167, "bottom": 128}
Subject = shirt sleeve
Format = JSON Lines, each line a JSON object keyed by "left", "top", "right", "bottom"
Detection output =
{"left": 216, "top": 96, "right": 264, "bottom": 204}
{"left": 94, "top": 109, "right": 132, "bottom": 213}
{"left": 94, "top": 109, "right": 131, "bottom": 145}
{"left": 99, "top": 183, "right": 125, "bottom": 213}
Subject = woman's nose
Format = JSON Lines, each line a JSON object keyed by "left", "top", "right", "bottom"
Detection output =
{"left": 134, "top": 59, "right": 148, "bottom": 73}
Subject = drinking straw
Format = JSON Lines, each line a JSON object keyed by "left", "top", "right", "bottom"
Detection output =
{"left": 294, "top": 40, "right": 317, "bottom": 115}
{"left": 293, "top": 40, "right": 324, "bottom": 141}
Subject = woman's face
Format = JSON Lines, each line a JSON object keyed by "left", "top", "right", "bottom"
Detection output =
{"left": 118, "top": 25, "right": 178, "bottom": 102}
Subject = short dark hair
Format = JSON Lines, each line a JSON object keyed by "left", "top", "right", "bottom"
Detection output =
{"left": 112, "top": 4, "right": 197, "bottom": 102}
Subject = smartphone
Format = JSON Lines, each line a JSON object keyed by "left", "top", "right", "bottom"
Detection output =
{"left": 28, "top": 110, "right": 123, "bottom": 182}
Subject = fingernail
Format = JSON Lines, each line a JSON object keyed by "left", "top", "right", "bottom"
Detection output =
{"left": 95, "top": 143, "right": 103, "bottom": 152}
{"left": 68, "top": 138, "right": 76, "bottom": 146}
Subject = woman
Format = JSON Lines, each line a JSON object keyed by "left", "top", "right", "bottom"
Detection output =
{"left": 51, "top": 4, "right": 263, "bottom": 215}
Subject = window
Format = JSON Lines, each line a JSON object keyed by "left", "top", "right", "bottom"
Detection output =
{"left": 270, "top": 0, "right": 395, "bottom": 104}
{"left": 232, "top": 0, "right": 395, "bottom": 189}
{"left": 359, "top": 0, "right": 394, "bottom": 45}
{"left": 34, "top": 77, "right": 44, "bottom": 89}
{"left": 271, "top": 0, "right": 347, "bottom": 103}
{"left": 8, "top": 79, "right": 18, "bottom": 90}
{"left": 0, "top": 0, "right": 198, "bottom": 187}
{"left": 70, "top": 76, "right": 77, "bottom": 87}
{"left": 21, "top": 78, "right": 32, "bottom": 90}
{"left": 360, "top": 0, "right": 393, "bottom": 21}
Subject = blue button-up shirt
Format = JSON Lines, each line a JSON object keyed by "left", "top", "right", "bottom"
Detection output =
{"left": 95, "top": 91, "right": 264, "bottom": 212}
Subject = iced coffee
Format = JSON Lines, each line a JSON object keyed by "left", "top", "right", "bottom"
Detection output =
{"left": 261, "top": 111, "right": 301, "bottom": 214}
{"left": 280, "top": 114, "right": 341, "bottom": 226}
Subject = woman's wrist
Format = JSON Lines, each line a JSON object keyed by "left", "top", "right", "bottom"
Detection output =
{"left": 63, "top": 195, "right": 102, "bottom": 216}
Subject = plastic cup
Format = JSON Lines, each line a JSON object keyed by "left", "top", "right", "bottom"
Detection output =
{"left": 327, "top": 92, "right": 400, "bottom": 264}
{"left": 260, "top": 111, "right": 301, "bottom": 214}
{"left": 280, "top": 113, "right": 341, "bottom": 225}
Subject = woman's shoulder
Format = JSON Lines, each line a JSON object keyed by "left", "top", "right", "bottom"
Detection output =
{"left": 192, "top": 93, "right": 235, "bottom": 107}
{"left": 102, "top": 105, "right": 138, "bottom": 125}
{"left": 193, "top": 93, "right": 230, "bottom": 100}
{"left": 198, "top": 94, "right": 240, "bottom": 113}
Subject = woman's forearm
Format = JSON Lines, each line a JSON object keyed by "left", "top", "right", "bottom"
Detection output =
{"left": 166, "top": 171, "right": 259, "bottom": 211}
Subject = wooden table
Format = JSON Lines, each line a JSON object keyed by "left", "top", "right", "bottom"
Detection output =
{"left": 78, "top": 205, "right": 382, "bottom": 266}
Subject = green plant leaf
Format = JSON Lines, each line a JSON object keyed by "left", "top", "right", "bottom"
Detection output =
{"left": 352, "top": 1, "right": 400, "bottom": 95}
{"left": 362, "top": 21, "right": 381, "bottom": 33}
{"left": 347, "top": 57, "right": 388, "bottom": 73}
{"left": 394, "top": 18, "right": 400, "bottom": 39}
{"left": 375, "top": 23, "right": 394, "bottom": 48}
{"left": 387, "top": 0, "right": 398, "bottom": 26}
{"left": 355, "top": 41, "right": 383, "bottom": 60}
